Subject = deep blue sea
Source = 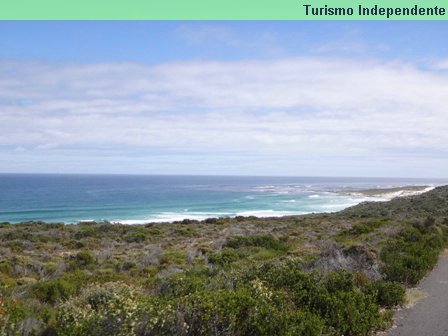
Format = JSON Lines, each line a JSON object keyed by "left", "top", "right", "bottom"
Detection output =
{"left": 0, "top": 174, "right": 446, "bottom": 224}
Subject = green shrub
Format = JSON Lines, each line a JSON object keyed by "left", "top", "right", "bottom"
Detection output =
{"left": 148, "top": 226, "right": 163, "bottom": 235}
{"left": 380, "top": 223, "right": 446, "bottom": 285}
{"left": 72, "top": 251, "right": 95, "bottom": 268}
{"left": 0, "top": 296, "right": 42, "bottom": 335}
{"left": 319, "top": 290, "right": 380, "bottom": 336}
{"left": 208, "top": 248, "right": 240, "bottom": 266}
{"left": 155, "top": 270, "right": 209, "bottom": 297}
{"left": 325, "top": 270, "right": 355, "bottom": 293}
{"left": 32, "top": 279, "right": 76, "bottom": 304}
{"left": 175, "top": 226, "right": 198, "bottom": 237}
{"left": 61, "top": 270, "right": 128, "bottom": 290}
{"left": 74, "top": 227, "right": 97, "bottom": 239}
{"left": 55, "top": 282, "right": 139, "bottom": 336}
{"left": 0, "top": 260, "right": 13, "bottom": 276}
{"left": 1, "top": 230, "right": 34, "bottom": 241}
{"left": 0, "top": 274, "right": 17, "bottom": 290}
{"left": 364, "top": 280, "right": 405, "bottom": 307}
{"left": 226, "top": 235, "right": 288, "bottom": 252}
{"left": 340, "top": 219, "right": 388, "bottom": 237}
{"left": 159, "top": 249, "right": 186, "bottom": 266}
{"left": 252, "top": 260, "right": 381, "bottom": 336}
{"left": 167, "top": 286, "right": 324, "bottom": 336}
{"left": 124, "top": 231, "right": 147, "bottom": 243}
{"left": 5, "top": 240, "right": 24, "bottom": 252}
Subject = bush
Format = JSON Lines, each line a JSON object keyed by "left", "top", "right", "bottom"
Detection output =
{"left": 317, "top": 291, "right": 380, "bottom": 334}
{"left": 124, "top": 232, "right": 147, "bottom": 243}
{"left": 55, "top": 282, "right": 140, "bottom": 336}
{"left": 175, "top": 226, "right": 198, "bottom": 237}
{"left": 350, "top": 222, "right": 382, "bottom": 235}
{"left": 364, "top": 280, "right": 405, "bottom": 307}
{"left": 159, "top": 249, "right": 187, "bottom": 266}
{"left": 208, "top": 248, "right": 240, "bottom": 266}
{"left": 32, "top": 279, "right": 76, "bottom": 304}
{"left": 380, "top": 223, "right": 447, "bottom": 285}
{"left": 72, "top": 251, "right": 95, "bottom": 268}
{"left": 148, "top": 226, "right": 163, "bottom": 235}
{"left": 252, "top": 260, "right": 381, "bottom": 336}
{"left": 0, "top": 296, "right": 43, "bottom": 335}
{"left": 325, "top": 270, "right": 355, "bottom": 293}
{"left": 0, "top": 260, "right": 13, "bottom": 276}
{"left": 154, "top": 286, "right": 324, "bottom": 336}
{"left": 225, "top": 235, "right": 288, "bottom": 252}
{"left": 154, "top": 270, "right": 209, "bottom": 297}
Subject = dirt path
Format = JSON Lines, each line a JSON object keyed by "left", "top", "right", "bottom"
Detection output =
{"left": 386, "top": 252, "right": 448, "bottom": 336}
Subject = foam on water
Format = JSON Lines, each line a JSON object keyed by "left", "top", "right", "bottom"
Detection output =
{"left": 0, "top": 174, "right": 445, "bottom": 224}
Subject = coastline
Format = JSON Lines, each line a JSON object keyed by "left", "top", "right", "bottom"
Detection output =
{"left": 111, "top": 185, "right": 436, "bottom": 225}
{"left": 1, "top": 185, "right": 447, "bottom": 335}
{"left": 338, "top": 185, "right": 434, "bottom": 200}
{"left": 1, "top": 184, "right": 436, "bottom": 226}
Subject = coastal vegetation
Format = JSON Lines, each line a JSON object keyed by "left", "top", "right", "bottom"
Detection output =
{"left": 1, "top": 186, "right": 447, "bottom": 335}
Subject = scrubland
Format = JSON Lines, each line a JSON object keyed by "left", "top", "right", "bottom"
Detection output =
{"left": 1, "top": 186, "right": 447, "bottom": 336}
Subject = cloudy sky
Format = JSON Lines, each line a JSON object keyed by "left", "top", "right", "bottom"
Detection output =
{"left": 1, "top": 21, "right": 447, "bottom": 177}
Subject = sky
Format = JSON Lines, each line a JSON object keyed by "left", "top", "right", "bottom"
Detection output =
{"left": 1, "top": 21, "right": 448, "bottom": 178}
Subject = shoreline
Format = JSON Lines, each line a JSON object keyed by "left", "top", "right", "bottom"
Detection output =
{"left": 86, "top": 185, "right": 438, "bottom": 225}
{"left": 339, "top": 185, "right": 433, "bottom": 198}
{"left": 4, "top": 184, "right": 436, "bottom": 226}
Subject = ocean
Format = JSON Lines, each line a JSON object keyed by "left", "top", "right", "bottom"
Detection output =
{"left": 0, "top": 174, "right": 446, "bottom": 224}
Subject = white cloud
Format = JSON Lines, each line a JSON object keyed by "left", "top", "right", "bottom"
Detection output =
{"left": 0, "top": 58, "right": 447, "bottom": 176}
{"left": 434, "top": 58, "right": 448, "bottom": 70}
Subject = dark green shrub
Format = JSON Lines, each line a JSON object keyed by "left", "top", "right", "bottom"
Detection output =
{"left": 5, "top": 241, "right": 24, "bottom": 252}
{"left": 364, "top": 280, "right": 405, "bottom": 307}
{"left": 0, "top": 260, "right": 13, "bottom": 276}
{"left": 208, "top": 248, "right": 240, "bottom": 266}
{"left": 325, "top": 270, "right": 355, "bottom": 293}
{"left": 148, "top": 226, "right": 163, "bottom": 235}
{"left": 124, "top": 232, "right": 147, "bottom": 243}
{"left": 74, "top": 227, "right": 97, "bottom": 239}
{"left": 155, "top": 270, "right": 209, "bottom": 297}
{"left": 254, "top": 259, "right": 314, "bottom": 287}
{"left": 316, "top": 290, "right": 380, "bottom": 336}
{"left": 253, "top": 261, "right": 381, "bottom": 336}
{"left": 32, "top": 279, "right": 76, "bottom": 304}
{"left": 1, "top": 230, "right": 34, "bottom": 241}
{"left": 380, "top": 223, "right": 446, "bottom": 285}
{"left": 175, "top": 288, "right": 323, "bottom": 336}
{"left": 226, "top": 235, "right": 288, "bottom": 252}
{"left": 159, "top": 249, "right": 187, "bottom": 266}
{"left": 71, "top": 251, "right": 95, "bottom": 269}
{"left": 175, "top": 226, "right": 197, "bottom": 237}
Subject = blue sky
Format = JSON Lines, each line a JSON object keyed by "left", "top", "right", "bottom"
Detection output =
{"left": 1, "top": 21, "right": 448, "bottom": 177}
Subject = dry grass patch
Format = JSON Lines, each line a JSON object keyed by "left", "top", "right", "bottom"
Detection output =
{"left": 404, "top": 288, "right": 427, "bottom": 308}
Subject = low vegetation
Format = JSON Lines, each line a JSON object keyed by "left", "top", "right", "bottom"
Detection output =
{"left": 0, "top": 186, "right": 447, "bottom": 335}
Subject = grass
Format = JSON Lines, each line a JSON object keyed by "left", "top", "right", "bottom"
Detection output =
{"left": 404, "top": 288, "right": 428, "bottom": 308}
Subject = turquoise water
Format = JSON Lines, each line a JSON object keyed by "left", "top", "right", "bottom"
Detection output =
{"left": 0, "top": 174, "right": 445, "bottom": 224}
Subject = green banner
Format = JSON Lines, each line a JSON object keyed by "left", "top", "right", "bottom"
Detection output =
{"left": 1, "top": 0, "right": 448, "bottom": 19}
